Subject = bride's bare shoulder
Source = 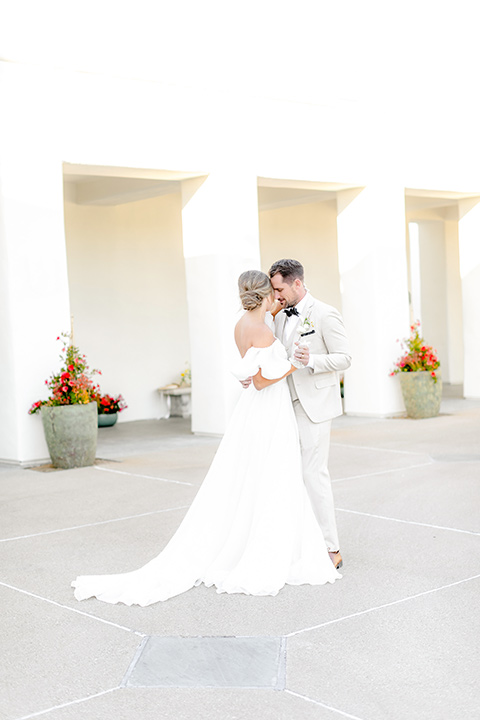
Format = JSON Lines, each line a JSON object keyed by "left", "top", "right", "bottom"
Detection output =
{"left": 249, "top": 323, "right": 275, "bottom": 348}
{"left": 235, "top": 318, "right": 274, "bottom": 354}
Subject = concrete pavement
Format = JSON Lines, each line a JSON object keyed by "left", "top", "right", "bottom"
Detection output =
{"left": 1, "top": 394, "right": 479, "bottom": 720}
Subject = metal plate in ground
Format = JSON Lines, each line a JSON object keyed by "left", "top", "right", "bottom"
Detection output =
{"left": 123, "top": 636, "right": 286, "bottom": 689}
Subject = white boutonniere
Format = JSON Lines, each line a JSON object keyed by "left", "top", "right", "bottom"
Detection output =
{"left": 297, "top": 315, "right": 315, "bottom": 338}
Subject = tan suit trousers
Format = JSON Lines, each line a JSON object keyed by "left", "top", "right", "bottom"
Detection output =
{"left": 292, "top": 397, "right": 339, "bottom": 552}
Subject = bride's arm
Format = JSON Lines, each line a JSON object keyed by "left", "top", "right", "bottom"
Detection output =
{"left": 252, "top": 364, "right": 297, "bottom": 391}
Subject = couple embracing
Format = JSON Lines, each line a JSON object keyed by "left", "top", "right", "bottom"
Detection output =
{"left": 72, "top": 259, "right": 351, "bottom": 606}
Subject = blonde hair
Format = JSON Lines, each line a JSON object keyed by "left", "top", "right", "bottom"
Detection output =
{"left": 238, "top": 270, "right": 272, "bottom": 311}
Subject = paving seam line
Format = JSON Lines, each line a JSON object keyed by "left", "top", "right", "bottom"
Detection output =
{"left": 337, "top": 507, "right": 480, "bottom": 536}
{"left": 331, "top": 442, "right": 429, "bottom": 458}
{"left": 285, "top": 572, "right": 480, "bottom": 637}
{"left": 0, "top": 505, "right": 191, "bottom": 543}
{"left": 285, "top": 689, "right": 367, "bottom": 720}
{"left": 0, "top": 580, "right": 145, "bottom": 637}
{"left": 14, "top": 686, "right": 120, "bottom": 720}
{"left": 94, "top": 466, "right": 194, "bottom": 486}
{"left": 332, "top": 460, "right": 433, "bottom": 483}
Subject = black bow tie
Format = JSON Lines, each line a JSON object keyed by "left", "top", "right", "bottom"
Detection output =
{"left": 283, "top": 306, "right": 299, "bottom": 317}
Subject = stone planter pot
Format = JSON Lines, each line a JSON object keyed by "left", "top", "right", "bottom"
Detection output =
{"left": 399, "top": 369, "right": 442, "bottom": 419}
{"left": 98, "top": 413, "right": 118, "bottom": 427}
{"left": 41, "top": 402, "right": 98, "bottom": 468}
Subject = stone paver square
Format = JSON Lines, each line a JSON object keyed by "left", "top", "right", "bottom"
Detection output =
{"left": 123, "top": 636, "right": 286, "bottom": 690}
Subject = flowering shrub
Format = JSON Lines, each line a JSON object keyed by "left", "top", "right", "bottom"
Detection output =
{"left": 390, "top": 321, "right": 440, "bottom": 383}
{"left": 29, "top": 334, "right": 101, "bottom": 414}
{"left": 94, "top": 393, "right": 128, "bottom": 415}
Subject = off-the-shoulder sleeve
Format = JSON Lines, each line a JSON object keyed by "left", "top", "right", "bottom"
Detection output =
{"left": 231, "top": 340, "right": 291, "bottom": 381}
{"left": 259, "top": 341, "right": 291, "bottom": 379}
{"left": 231, "top": 350, "right": 261, "bottom": 380}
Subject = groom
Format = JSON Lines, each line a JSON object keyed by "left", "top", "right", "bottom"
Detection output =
{"left": 268, "top": 259, "right": 351, "bottom": 569}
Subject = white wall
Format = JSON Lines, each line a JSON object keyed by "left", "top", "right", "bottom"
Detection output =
{"left": 64, "top": 192, "right": 189, "bottom": 422}
{"left": 259, "top": 200, "right": 342, "bottom": 310}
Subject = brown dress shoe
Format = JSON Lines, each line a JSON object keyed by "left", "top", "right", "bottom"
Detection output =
{"left": 328, "top": 551, "right": 343, "bottom": 569}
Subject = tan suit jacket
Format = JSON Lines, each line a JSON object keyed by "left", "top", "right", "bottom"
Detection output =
{"left": 274, "top": 294, "right": 351, "bottom": 424}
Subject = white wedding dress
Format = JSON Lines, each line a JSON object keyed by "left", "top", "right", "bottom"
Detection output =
{"left": 72, "top": 339, "right": 341, "bottom": 606}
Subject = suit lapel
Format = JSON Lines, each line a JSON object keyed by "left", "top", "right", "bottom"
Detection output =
{"left": 289, "top": 296, "right": 315, "bottom": 352}
{"left": 303, "top": 296, "right": 315, "bottom": 326}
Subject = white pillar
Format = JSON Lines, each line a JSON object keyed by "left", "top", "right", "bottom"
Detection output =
{"left": 408, "top": 222, "right": 422, "bottom": 323}
{"left": 336, "top": 185, "right": 410, "bottom": 416}
{"left": 444, "top": 220, "right": 464, "bottom": 386}
{"left": 458, "top": 199, "right": 480, "bottom": 398}
{"left": 0, "top": 62, "right": 72, "bottom": 464}
{"left": 416, "top": 221, "right": 449, "bottom": 381}
{"left": 0, "top": 158, "right": 71, "bottom": 463}
{"left": 181, "top": 172, "right": 261, "bottom": 434}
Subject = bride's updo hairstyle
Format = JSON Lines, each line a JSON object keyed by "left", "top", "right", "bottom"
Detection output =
{"left": 238, "top": 270, "right": 273, "bottom": 311}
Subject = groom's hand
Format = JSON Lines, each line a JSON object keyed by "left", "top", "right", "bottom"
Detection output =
{"left": 240, "top": 376, "right": 253, "bottom": 389}
{"left": 293, "top": 342, "right": 310, "bottom": 366}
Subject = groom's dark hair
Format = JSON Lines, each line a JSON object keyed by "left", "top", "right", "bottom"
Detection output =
{"left": 268, "top": 259, "right": 304, "bottom": 283}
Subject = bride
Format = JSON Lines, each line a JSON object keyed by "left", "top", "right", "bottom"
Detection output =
{"left": 72, "top": 270, "right": 341, "bottom": 606}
